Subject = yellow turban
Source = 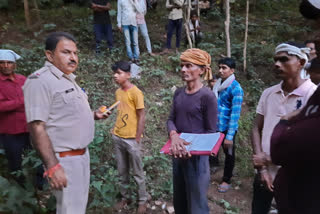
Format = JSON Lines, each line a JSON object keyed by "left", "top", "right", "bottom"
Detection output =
{"left": 180, "top": 48, "right": 212, "bottom": 80}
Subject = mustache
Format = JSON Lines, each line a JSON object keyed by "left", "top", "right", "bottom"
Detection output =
{"left": 68, "top": 60, "right": 77, "bottom": 66}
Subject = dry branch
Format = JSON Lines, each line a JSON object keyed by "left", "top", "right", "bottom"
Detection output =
{"left": 184, "top": 0, "right": 193, "bottom": 48}
{"left": 24, "top": 0, "right": 31, "bottom": 28}
{"left": 224, "top": 0, "right": 231, "bottom": 57}
{"left": 243, "top": 0, "right": 249, "bottom": 73}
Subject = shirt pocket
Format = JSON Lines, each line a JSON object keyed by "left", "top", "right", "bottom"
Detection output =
{"left": 52, "top": 88, "right": 77, "bottom": 114}
{"left": 61, "top": 88, "right": 77, "bottom": 104}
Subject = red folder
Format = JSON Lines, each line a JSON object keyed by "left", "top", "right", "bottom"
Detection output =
{"left": 160, "top": 132, "right": 225, "bottom": 156}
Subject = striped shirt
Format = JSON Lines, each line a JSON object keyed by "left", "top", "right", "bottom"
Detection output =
{"left": 217, "top": 79, "right": 243, "bottom": 141}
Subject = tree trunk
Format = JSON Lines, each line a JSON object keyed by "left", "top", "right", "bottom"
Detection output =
{"left": 32, "top": 0, "right": 40, "bottom": 22}
{"left": 243, "top": 0, "right": 249, "bottom": 75}
{"left": 23, "top": 0, "right": 31, "bottom": 28}
{"left": 197, "top": 0, "right": 200, "bottom": 21}
{"left": 224, "top": 0, "right": 231, "bottom": 57}
{"left": 185, "top": 0, "right": 193, "bottom": 48}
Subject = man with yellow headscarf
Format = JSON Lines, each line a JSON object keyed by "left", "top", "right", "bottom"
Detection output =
{"left": 167, "top": 48, "right": 217, "bottom": 214}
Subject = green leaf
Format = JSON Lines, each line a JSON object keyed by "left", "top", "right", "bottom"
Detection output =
{"left": 92, "top": 180, "right": 103, "bottom": 193}
{"left": 43, "top": 23, "right": 57, "bottom": 31}
{"left": 109, "top": 9, "right": 116, "bottom": 16}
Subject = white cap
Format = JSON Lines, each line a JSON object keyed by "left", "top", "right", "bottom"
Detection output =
{"left": 0, "top": 49, "right": 21, "bottom": 62}
{"left": 309, "top": 0, "right": 320, "bottom": 9}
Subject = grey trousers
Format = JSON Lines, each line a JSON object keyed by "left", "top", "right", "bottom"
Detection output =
{"left": 112, "top": 135, "right": 148, "bottom": 204}
{"left": 173, "top": 156, "right": 210, "bottom": 214}
{"left": 53, "top": 149, "right": 90, "bottom": 214}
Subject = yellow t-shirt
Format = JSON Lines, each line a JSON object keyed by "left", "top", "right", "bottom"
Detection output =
{"left": 113, "top": 85, "right": 144, "bottom": 138}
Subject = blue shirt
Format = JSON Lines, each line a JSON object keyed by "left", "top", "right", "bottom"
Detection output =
{"left": 217, "top": 79, "right": 243, "bottom": 141}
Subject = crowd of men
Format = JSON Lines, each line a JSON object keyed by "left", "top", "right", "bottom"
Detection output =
{"left": 1, "top": 0, "right": 320, "bottom": 214}
{"left": 91, "top": 0, "right": 204, "bottom": 59}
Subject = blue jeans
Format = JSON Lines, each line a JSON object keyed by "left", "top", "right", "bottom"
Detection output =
{"left": 172, "top": 156, "right": 210, "bottom": 214}
{"left": 123, "top": 25, "right": 139, "bottom": 60}
{"left": 94, "top": 24, "right": 113, "bottom": 51}
{"left": 166, "top": 18, "right": 183, "bottom": 49}
{"left": 138, "top": 23, "right": 152, "bottom": 53}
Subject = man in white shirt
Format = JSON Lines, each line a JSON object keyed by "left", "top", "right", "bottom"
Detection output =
{"left": 162, "top": 0, "right": 184, "bottom": 54}
{"left": 117, "top": 0, "right": 145, "bottom": 62}
{"left": 251, "top": 42, "right": 317, "bottom": 214}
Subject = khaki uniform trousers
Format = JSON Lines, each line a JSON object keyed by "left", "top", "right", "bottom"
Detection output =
{"left": 112, "top": 135, "right": 148, "bottom": 204}
{"left": 53, "top": 149, "right": 90, "bottom": 214}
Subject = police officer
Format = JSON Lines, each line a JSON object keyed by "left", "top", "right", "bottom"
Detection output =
{"left": 23, "top": 32, "right": 110, "bottom": 214}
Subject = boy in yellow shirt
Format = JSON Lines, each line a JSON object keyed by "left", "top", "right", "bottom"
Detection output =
{"left": 111, "top": 61, "right": 148, "bottom": 214}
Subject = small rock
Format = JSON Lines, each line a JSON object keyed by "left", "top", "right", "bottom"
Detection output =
{"left": 161, "top": 203, "right": 166, "bottom": 210}
{"left": 151, "top": 206, "right": 156, "bottom": 210}
{"left": 155, "top": 102, "right": 163, "bottom": 106}
{"left": 155, "top": 200, "right": 162, "bottom": 206}
{"left": 235, "top": 186, "right": 240, "bottom": 190}
{"left": 167, "top": 206, "right": 174, "bottom": 214}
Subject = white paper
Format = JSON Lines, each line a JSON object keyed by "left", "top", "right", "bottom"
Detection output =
{"left": 180, "top": 133, "right": 221, "bottom": 152}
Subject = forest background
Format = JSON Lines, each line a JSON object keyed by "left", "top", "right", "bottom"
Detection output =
{"left": 0, "top": 0, "right": 316, "bottom": 213}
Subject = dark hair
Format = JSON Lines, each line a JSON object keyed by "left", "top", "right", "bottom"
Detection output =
{"left": 190, "top": 11, "right": 198, "bottom": 17}
{"left": 45, "top": 32, "right": 76, "bottom": 51}
{"left": 218, "top": 57, "right": 236, "bottom": 69}
{"left": 112, "top": 61, "right": 131, "bottom": 72}
{"left": 308, "top": 58, "right": 320, "bottom": 73}
{"left": 285, "top": 41, "right": 305, "bottom": 48}
{"left": 300, "top": 0, "right": 320, "bottom": 20}
{"left": 305, "top": 40, "right": 315, "bottom": 45}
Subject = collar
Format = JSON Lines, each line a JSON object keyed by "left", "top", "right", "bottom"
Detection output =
{"left": 275, "top": 79, "right": 313, "bottom": 97}
{"left": 44, "top": 61, "right": 76, "bottom": 81}
{"left": 0, "top": 73, "right": 16, "bottom": 81}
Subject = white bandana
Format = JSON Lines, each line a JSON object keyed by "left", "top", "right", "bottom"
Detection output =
{"left": 275, "top": 43, "right": 310, "bottom": 67}
{"left": 275, "top": 43, "right": 311, "bottom": 79}
{"left": 0, "top": 49, "right": 21, "bottom": 62}
{"left": 212, "top": 74, "right": 235, "bottom": 98}
{"left": 309, "top": 0, "right": 320, "bottom": 9}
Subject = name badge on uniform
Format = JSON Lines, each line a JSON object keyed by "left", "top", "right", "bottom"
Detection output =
{"left": 65, "top": 88, "right": 75, "bottom": 94}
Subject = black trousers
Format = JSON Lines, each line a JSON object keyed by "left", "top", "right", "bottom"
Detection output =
{"left": 0, "top": 133, "right": 31, "bottom": 172}
{"left": 251, "top": 174, "right": 274, "bottom": 214}
{"left": 221, "top": 131, "right": 236, "bottom": 184}
{"left": 0, "top": 133, "right": 45, "bottom": 187}
{"left": 166, "top": 18, "right": 183, "bottom": 49}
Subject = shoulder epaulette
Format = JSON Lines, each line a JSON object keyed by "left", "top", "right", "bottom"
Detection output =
{"left": 28, "top": 68, "right": 47, "bottom": 79}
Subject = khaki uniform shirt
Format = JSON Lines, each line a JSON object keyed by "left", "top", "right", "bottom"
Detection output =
{"left": 23, "top": 61, "right": 94, "bottom": 152}
{"left": 256, "top": 79, "right": 316, "bottom": 180}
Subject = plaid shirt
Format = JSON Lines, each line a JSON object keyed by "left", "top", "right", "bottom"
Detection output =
{"left": 217, "top": 79, "right": 243, "bottom": 141}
